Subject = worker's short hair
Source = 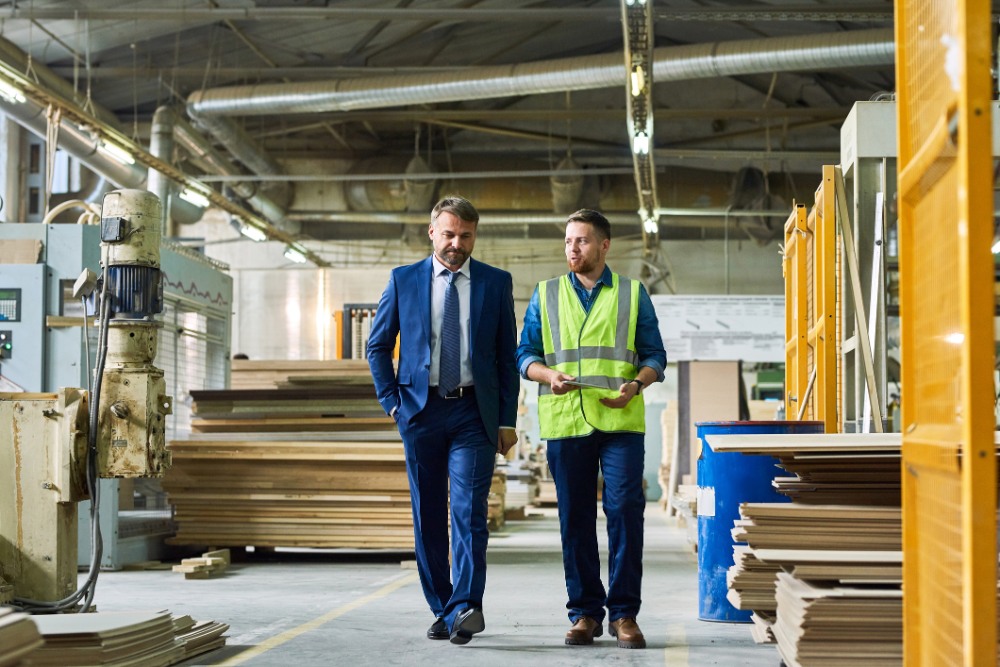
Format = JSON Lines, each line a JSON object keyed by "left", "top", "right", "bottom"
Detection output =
{"left": 566, "top": 209, "right": 611, "bottom": 241}
{"left": 432, "top": 195, "right": 480, "bottom": 226}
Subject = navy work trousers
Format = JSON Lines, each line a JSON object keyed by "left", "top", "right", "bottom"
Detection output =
{"left": 547, "top": 430, "right": 645, "bottom": 624}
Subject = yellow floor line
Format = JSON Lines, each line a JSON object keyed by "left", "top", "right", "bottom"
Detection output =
{"left": 663, "top": 622, "right": 690, "bottom": 666}
{"left": 218, "top": 571, "right": 420, "bottom": 666}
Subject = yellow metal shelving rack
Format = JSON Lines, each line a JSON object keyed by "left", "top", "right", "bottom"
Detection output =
{"left": 896, "top": 1, "right": 997, "bottom": 664}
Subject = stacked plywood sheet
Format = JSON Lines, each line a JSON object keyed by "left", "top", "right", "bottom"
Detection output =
{"left": 706, "top": 433, "right": 904, "bottom": 650}
{"left": 772, "top": 571, "right": 902, "bottom": 667}
{"left": 488, "top": 471, "right": 506, "bottom": 531}
{"left": 172, "top": 615, "right": 229, "bottom": 661}
{"left": 26, "top": 611, "right": 228, "bottom": 667}
{"left": 164, "top": 360, "right": 413, "bottom": 550}
{"left": 29, "top": 610, "right": 184, "bottom": 666}
{"left": 229, "top": 359, "right": 379, "bottom": 390}
{"left": 705, "top": 432, "right": 902, "bottom": 506}
{"left": 164, "top": 436, "right": 413, "bottom": 549}
{"left": 0, "top": 607, "right": 43, "bottom": 667}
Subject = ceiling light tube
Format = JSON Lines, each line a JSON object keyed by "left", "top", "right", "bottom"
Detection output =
{"left": 240, "top": 223, "right": 268, "bottom": 242}
{"left": 179, "top": 187, "right": 210, "bottom": 208}
{"left": 284, "top": 245, "right": 308, "bottom": 264}
{"left": 630, "top": 66, "right": 645, "bottom": 97}
{"left": 632, "top": 131, "right": 650, "bottom": 155}
{"left": 0, "top": 79, "right": 25, "bottom": 104}
{"left": 97, "top": 140, "right": 135, "bottom": 165}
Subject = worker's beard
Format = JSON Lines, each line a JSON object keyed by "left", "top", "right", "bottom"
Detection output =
{"left": 567, "top": 255, "right": 598, "bottom": 274}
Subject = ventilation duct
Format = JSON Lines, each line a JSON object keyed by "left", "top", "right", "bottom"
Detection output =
{"left": 187, "top": 29, "right": 893, "bottom": 117}
{"left": 550, "top": 155, "right": 584, "bottom": 213}
{"left": 0, "top": 93, "right": 203, "bottom": 225}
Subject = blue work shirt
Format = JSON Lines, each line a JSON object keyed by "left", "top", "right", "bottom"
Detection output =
{"left": 516, "top": 265, "right": 667, "bottom": 381}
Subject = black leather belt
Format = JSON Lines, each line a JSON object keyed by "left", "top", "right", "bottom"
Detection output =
{"left": 433, "top": 385, "right": 475, "bottom": 399}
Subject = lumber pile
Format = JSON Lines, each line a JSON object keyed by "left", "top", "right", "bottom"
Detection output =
{"left": 172, "top": 549, "right": 230, "bottom": 579}
{"left": 0, "top": 607, "right": 43, "bottom": 667}
{"left": 488, "top": 471, "right": 506, "bottom": 531}
{"left": 230, "top": 359, "right": 380, "bottom": 390}
{"left": 164, "top": 437, "right": 413, "bottom": 549}
{"left": 501, "top": 460, "right": 539, "bottom": 513}
{"left": 164, "top": 360, "right": 413, "bottom": 550}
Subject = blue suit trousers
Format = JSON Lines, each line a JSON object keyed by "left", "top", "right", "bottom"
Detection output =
{"left": 546, "top": 430, "right": 645, "bottom": 624}
{"left": 400, "top": 391, "right": 496, "bottom": 630}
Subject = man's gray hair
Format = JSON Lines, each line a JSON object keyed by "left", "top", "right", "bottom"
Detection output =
{"left": 432, "top": 195, "right": 480, "bottom": 226}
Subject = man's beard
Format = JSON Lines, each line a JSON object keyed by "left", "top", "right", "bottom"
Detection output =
{"left": 438, "top": 248, "right": 468, "bottom": 266}
{"left": 568, "top": 255, "right": 597, "bottom": 274}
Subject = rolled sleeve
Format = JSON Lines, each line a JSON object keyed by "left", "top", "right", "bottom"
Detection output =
{"left": 635, "top": 284, "right": 667, "bottom": 382}
{"left": 516, "top": 286, "right": 545, "bottom": 379}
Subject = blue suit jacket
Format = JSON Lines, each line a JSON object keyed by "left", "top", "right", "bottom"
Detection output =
{"left": 367, "top": 256, "right": 519, "bottom": 445}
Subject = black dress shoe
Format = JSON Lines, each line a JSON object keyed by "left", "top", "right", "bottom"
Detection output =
{"left": 449, "top": 607, "right": 485, "bottom": 645}
{"left": 427, "top": 617, "right": 449, "bottom": 640}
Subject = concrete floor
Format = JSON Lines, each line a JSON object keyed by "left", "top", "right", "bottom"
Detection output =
{"left": 89, "top": 505, "right": 780, "bottom": 666}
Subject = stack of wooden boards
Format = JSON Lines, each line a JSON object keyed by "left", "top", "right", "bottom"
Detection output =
{"left": 0, "top": 607, "right": 43, "bottom": 666}
{"left": 706, "top": 432, "right": 906, "bottom": 665}
{"left": 164, "top": 359, "right": 414, "bottom": 550}
{"left": 172, "top": 549, "right": 230, "bottom": 579}
{"left": 26, "top": 610, "right": 228, "bottom": 666}
{"left": 488, "top": 471, "right": 506, "bottom": 531}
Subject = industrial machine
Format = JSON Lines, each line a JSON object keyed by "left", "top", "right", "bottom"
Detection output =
{"left": 0, "top": 189, "right": 173, "bottom": 611}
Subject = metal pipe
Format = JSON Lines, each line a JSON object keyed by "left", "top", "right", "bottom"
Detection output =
{"left": 172, "top": 116, "right": 296, "bottom": 233}
{"left": 187, "top": 29, "right": 893, "bottom": 117}
{"left": 285, "top": 209, "right": 790, "bottom": 225}
{"left": 148, "top": 106, "right": 176, "bottom": 236}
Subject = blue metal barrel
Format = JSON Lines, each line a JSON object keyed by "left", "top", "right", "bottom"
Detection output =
{"left": 696, "top": 420, "right": 824, "bottom": 622}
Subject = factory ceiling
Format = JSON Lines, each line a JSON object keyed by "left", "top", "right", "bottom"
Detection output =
{"left": 0, "top": 0, "right": 899, "bottom": 252}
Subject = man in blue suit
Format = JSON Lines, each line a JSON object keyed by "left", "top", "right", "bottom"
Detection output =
{"left": 367, "top": 195, "right": 519, "bottom": 645}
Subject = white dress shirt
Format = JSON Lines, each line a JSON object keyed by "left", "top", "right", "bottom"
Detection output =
{"left": 429, "top": 255, "right": 473, "bottom": 387}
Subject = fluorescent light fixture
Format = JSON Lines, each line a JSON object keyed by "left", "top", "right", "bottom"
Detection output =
{"left": 944, "top": 332, "right": 965, "bottom": 345}
{"left": 643, "top": 217, "right": 659, "bottom": 234}
{"left": 0, "top": 79, "right": 25, "bottom": 104}
{"left": 97, "top": 140, "right": 135, "bottom": 165}
{"left": 992, "top": 239, "right": 1000, "bottom": 254}
{"left": 632, "top": 131, "right": 650, "bottom": 155}
{"left": 240, "top": 223, "right": 268, "bottom": 242}
{"left": 284, "top": 245, "right": 308, "bottom": 264}
{"left": 626, "top": 0, "right": 646, "bottom": 5}
{"left": 630, "top": 66, "right": 645, "bottom": 97}
{"left": 179, "top": 187, "right": 210, "bottom": 208}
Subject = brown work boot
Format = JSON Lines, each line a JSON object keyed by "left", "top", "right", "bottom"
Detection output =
{"left": 564, "top": 616, "right": 603, "bottom": 645}
{"left": 609, "top": 617, "right": 646, "bottom": 649}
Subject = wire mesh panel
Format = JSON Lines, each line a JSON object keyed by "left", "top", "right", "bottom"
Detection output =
{"left": 895, "top": 1, "right": 996, "bottom": 664}
{"left": 782, "top": 167, "right": 840, "bottom": 431}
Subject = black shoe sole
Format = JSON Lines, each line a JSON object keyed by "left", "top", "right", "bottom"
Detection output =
{"left": 449, "top": 609, "right": 485, "bottom": 645}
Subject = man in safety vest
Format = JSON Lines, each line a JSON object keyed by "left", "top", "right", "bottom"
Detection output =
{"left": 516, "top": 209, "right": 666, "bottom": 649}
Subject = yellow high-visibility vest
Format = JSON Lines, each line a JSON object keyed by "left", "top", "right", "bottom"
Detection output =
{"left": 537, "top": 272, "right": 644, "bottom": 439}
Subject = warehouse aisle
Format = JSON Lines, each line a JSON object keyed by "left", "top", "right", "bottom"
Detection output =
{"left": 88, "top": 505, "right": 777, "bottom": 666}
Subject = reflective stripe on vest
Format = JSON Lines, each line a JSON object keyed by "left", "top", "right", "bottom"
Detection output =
{"left": 537, "top": 272, "right": 644, "bottom": 439}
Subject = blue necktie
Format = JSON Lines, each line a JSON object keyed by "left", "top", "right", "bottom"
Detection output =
{"left": 438, "top": 271, "right": 461, "bottom": 396}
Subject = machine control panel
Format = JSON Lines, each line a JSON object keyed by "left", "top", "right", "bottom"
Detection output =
{"left": 0, "top": 331, "right": 10, "bottom": 359}
{"left": 0, "top": 288, "right": 20, "bottom": 322}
